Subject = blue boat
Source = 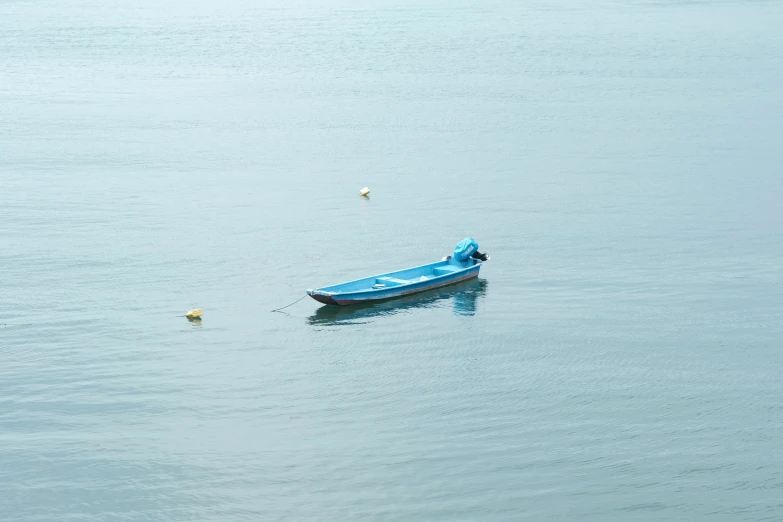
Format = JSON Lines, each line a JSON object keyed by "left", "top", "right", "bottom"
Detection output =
{"left": 307, "top": 238, "right": 489, "bottom": 306}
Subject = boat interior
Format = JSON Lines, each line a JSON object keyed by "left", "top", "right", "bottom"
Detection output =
{"left": 319, "top": 260, "right": 473, "bottom": 294}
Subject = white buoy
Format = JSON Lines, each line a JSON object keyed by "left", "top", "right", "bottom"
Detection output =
{"left": 359, "top": 187, "right": 370, "bottom": 196}
{"left": 185, "top": 309, "right": 202, "bottom": 319}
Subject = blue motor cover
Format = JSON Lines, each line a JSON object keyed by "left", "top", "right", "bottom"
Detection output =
{"left": 453, "top": 238, "right": 479, "bottom": 261}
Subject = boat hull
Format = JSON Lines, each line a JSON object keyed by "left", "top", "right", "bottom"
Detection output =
{"left": 309, "top": 293, "right": 340, "bottom": 306}
{"left": 308, "top": 260, "right": 482, "bottom": 306}
{"left": 332, "top": 270, "right": 478, "bottom": 306}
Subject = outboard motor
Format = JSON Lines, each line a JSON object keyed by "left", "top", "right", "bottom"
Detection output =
{"left": 453, "top": 238, "right": 489, "bottom": 265}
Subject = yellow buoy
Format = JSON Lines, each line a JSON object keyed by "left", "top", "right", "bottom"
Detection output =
{"left": 359, "top": 187, "right": 370, "bottom": 196}
{"left": 185, "top": 309, "right": 202, "bottom": 319}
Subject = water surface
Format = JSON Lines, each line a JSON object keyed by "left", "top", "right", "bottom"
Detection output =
{"left": 1, "top": 0, "right": 782, "bottom": 520}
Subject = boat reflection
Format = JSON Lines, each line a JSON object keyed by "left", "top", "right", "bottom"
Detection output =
{"left": 307, "top": 278, "right": 488, "bottom": 326}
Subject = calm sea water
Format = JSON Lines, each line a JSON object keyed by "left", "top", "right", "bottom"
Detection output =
{"left": 2, "top": 1, "right": 782, "bottom": 520}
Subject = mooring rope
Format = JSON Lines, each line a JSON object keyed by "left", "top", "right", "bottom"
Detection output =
{"left": 271, "top": 294, "right": 308, "bottom": 313}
